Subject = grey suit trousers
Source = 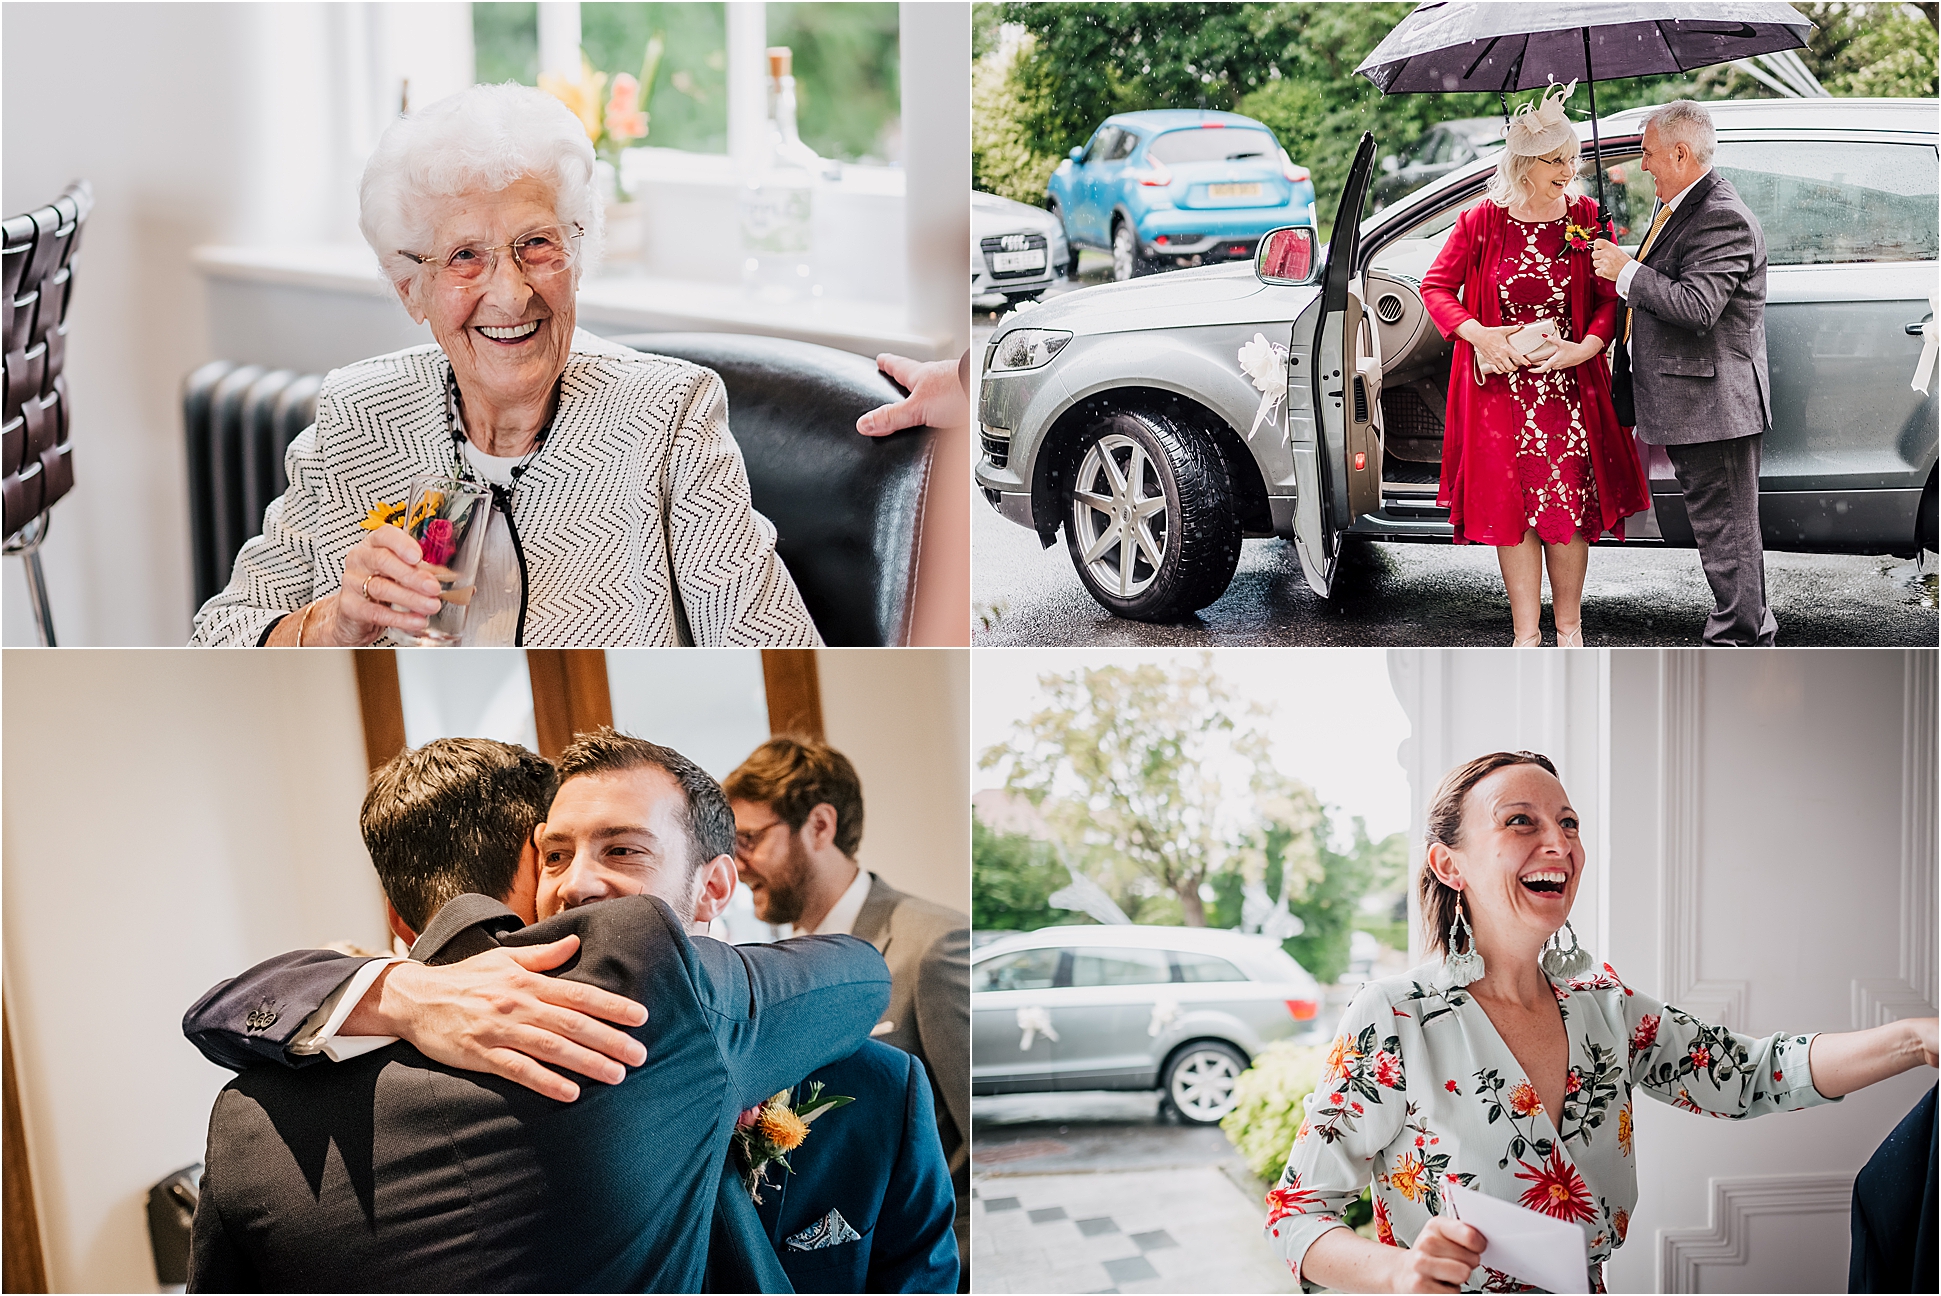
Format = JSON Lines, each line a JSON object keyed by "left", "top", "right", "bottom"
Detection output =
{"left": 1665, "top": 433, "right": 1778, "bottom": 646}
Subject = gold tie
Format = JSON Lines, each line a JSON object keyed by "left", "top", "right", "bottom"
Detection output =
{"left": 1624, "top": 204, "right": 1674, "bottom": 345}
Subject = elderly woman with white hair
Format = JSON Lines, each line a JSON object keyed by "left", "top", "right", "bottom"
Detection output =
{"left": 1420, "top": 83, "right": 1649, "bottom": 648}
{"left": 191, "top": 84, "right": 820, "bottom": 646}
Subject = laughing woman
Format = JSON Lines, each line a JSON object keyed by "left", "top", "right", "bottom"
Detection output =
{"left": 1265, "top": 751, "right": 1937, "bottom": 1293}
{"left": 191, "top": 83, "right": 819, "bottom": 647}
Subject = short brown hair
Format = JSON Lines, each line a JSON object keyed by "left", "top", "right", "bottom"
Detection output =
{"left": 361, "top": 738, "right": 558, "bottom": 931}
{"left": 723, "top": 737, "right": 865, "bottom": 859}
{"left": 555, "top": 728, "right": 736, "bottom": 868}
{"left": 1418, "top": 751, "right": 1559, "bottom": 957}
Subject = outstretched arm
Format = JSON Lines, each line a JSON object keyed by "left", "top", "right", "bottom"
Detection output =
{"left": 182, "top": 937, "right": 648, "bottom": 1101}
{"left": 696, "top": 932, "right": 892, "bottom": 1108}
{"left": 1808, "top": 1018, "right": 1938, "bottom": 1098}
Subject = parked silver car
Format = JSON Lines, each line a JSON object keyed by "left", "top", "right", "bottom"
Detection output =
{"left": 975, "top": 98, "right": 1939, "bottom": 620}
{"left": 973, "top": 190, "right": 1071, "bottom": 310}
{"left": 971, "top": 923, "right": 1323, "bottom": 1123}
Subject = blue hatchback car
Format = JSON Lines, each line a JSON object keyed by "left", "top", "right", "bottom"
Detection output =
{"left": 1046, "top": 109, "right": 1316, "bottom": 282}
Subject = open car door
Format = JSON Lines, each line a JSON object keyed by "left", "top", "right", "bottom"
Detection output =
{"left": 1286, "top": 132, "right": 1381, "bottom": 597}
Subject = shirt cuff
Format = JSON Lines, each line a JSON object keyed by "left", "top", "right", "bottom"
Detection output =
{"left": 1792, "top": 1032, "right": 1845, "bottom": 1108}
{"left": 1615, "top": 259, "right": 1640, "bottom": 300}
{"left": 288, "top": 956, "right": 406, "bottom": 1059}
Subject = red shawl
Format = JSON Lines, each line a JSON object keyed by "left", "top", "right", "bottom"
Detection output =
{"left": 1419, "top": 194, "right": 1649, "bottom": 546}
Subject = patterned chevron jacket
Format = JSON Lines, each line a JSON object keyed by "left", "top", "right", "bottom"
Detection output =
{"left": 190, "top": 331, "right": 821, "bottom": 647}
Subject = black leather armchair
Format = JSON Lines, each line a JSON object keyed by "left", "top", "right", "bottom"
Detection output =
{"left": 183, "top": 332, "right": 937, "bottom": 646}
{"left": 610, "top": 332, "right": 937, "bottom": 647}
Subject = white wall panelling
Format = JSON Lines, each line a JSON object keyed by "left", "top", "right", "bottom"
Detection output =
{"left": 1656, "top": 1174, "right": 1856, "bottom": 1294}
{"left": 1657, "top": 653, "right": 1748, "bottom": 1031}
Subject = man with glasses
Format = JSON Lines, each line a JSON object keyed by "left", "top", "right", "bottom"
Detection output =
{"left": 725, "top": 736, "right": 972, "bottom": 1285}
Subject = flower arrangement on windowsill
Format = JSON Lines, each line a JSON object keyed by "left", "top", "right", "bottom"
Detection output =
{"left": 540, "top": 37, "right": 664, "bottom": 203}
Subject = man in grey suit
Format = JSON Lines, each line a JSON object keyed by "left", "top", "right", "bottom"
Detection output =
{"left": 1594, "top": 98, "right": 1777, "bottom": 645}
{"left": 725, "top": 736, "right": 973, "bottom": 1287}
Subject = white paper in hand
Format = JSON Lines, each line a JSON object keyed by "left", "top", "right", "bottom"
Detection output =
{"left": 1444, "top": 1183, "right": 1590, "bottom": 1294}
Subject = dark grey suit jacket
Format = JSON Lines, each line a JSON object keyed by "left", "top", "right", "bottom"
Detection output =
{"left": 187, "top": 895, "right": 890, "bottom": 1292}
{"left": 1616, "top": 169, "right": 1772, "bottom": 445}
{"left": 853, "top": 874, "right": 969, "bottom": 1250}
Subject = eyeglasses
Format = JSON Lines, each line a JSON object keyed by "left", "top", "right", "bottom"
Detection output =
{"left": 399, "top": 223, "right": 583, "bottom": 286}
{"left": 734, "top": 820, "right": 788, "bottom": 856}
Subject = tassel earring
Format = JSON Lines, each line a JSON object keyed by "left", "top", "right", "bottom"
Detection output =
{"left": 1540, "top": 920, "right": 1593, "bottom": 979}
{"left": 1435, "top": 891, "right": 1485, "bottom": 990}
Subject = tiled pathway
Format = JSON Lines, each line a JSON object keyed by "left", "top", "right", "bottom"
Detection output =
{"left": 970, "top": 1165, "right": 1298, "bottom": 1293}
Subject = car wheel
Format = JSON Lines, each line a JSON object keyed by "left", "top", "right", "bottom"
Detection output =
{"left": 1048, "top": 201, "right": 1081, "bottom": 278}
{"left": 1111, "top": 219, "right": 1147, "bottom": 281}
{"left": 1918, "top": 470, "right": 1937, "bottom": 554}
{"left": 1163, "top": 1042, "right": 1248, "bottom": 1124}
{"left": 1063, "top": 408, "right": 1243, "bottom": 621}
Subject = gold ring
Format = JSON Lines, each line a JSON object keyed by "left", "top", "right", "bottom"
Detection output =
{"left": 361, "top": 576, "right": 375, "bottom": 602}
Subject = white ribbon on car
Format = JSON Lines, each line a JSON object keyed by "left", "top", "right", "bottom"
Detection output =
{"left": 1017, "top": 1005, "right": 1059, "bottom": 1051}
{"left": 1913, "top": 288, "right": 1937, "bottom": 396}
{"left": 1238, "top": 332, "right": 1289, "bottom": 440}
{"left": 1147, "top": 996, "right": 1181, "bottom": 1038}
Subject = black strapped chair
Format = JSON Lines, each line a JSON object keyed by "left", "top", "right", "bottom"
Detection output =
{"left": 183, "top": 332, "right": 937, "bottom": 645}
{"left": 3, "top": 181, "right": 91, "bottom": 645}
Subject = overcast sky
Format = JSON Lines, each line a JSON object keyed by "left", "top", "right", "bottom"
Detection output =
{"left": 971, "top": 649, "right": 1413, "bottom": 843}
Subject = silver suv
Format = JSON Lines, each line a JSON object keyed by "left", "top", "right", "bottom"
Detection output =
{"left": 971, "top": 924, "right": 1323, "bottom": 1123}
{"left": 975, "top": 98, "right": 1939, "bottom": 620}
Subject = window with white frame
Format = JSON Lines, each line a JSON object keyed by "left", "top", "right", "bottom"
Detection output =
{"left": 470, "top": 3, "right": 900, "bottom": 164}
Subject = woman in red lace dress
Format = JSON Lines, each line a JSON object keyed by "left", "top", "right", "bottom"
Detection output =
{"left": 1422, "top": 84, "right": 1649, "bottom": 646}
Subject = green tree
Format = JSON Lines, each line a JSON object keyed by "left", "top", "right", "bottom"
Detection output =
{"left": 982, "top": 657, "right": 1255, "bottom": 926}
{"left": 972, "top": 815, "right": 1094, "bottom": 932}
{"left": 1207, "top": 795, "right": 1406, "bottom": 982}
{"left": 766, "top": 3, "right": 902, "bottom": 162}
{"left": 973, "top": 28, "right": 1065, "bottom": 203}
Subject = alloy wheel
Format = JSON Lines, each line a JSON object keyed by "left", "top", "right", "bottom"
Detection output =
{"left": 1169, "top": 1046, "right": 1242, "bottom": 1122}
{"left": 1112, "top": 222, "right": 1137, "bottom": 281}
{"left": 1070, "top": 432, "right": 1170, "bottom": 598}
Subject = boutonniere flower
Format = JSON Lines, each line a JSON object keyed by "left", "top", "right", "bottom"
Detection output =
{"left": 1561, "top": 219, "right": 1597, "bottom": 258}
{"left": 733, "top": 1081, "right": 854, "bottom": 1203}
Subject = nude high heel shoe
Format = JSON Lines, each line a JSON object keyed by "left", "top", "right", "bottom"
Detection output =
{"left": 1556, "top": 627, "right": 1585, "bottom": 648}
{"left": 1513, "top": 631, "right": 1543, "bottom": 647}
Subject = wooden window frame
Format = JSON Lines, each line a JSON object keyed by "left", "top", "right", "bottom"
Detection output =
{"left": 354, "top": 648, "right": 822, "bottom": 770}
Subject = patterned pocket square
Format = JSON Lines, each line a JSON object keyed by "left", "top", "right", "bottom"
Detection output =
{"left": 786, "top": 1208, "right": 862, "bottom": 1251}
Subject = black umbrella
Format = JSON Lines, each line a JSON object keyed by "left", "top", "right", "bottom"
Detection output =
{"left": 1355, "top": 2, "right": 1815, "bottom": 228}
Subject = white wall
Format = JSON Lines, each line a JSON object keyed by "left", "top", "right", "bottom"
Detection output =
{"left": 2, "top": 649, "right": 382, "bottom": 1293}
{"left": 1604, "top": 649, "right": 1935, "bottom": 1294}
{"left": 1390, "top": 648, "right": 1937, "bottom": 1293}
{"left": 820, "top": 647, "right": 970, "bottom": 917}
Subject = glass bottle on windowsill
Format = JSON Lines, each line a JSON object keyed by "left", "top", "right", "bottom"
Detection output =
{"left": 739, "top": 46, "right": 823, "bottom": 303}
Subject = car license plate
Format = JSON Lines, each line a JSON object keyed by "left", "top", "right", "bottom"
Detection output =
{"left": 1208, "top": 183, "right": 1263, "bottom": 199}
{"left": 991, "top": 249, "right": 1047, "bottom": 273}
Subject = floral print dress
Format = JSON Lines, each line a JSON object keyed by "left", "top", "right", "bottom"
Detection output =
{"left": 1265, "top": 961, "right": 1836, "bottom": 1292}
{"left": 1499, "top": 217, "right": 1600, "bottom": 545}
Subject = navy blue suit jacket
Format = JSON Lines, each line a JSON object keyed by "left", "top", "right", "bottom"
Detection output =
{"left": 752, "top": 1040, "right": 958, "bottom": 1293}
{"left": 183, "top": 896, "right": 889, "bottom": 1292}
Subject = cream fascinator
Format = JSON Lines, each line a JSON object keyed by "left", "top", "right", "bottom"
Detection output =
{"left": 1504, "top": 80, "right": 1578, "bottom": 158}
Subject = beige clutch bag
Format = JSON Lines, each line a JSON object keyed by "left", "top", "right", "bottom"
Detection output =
{"left": 1472, "top": 319, "right": 1561, "bottom": 383}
